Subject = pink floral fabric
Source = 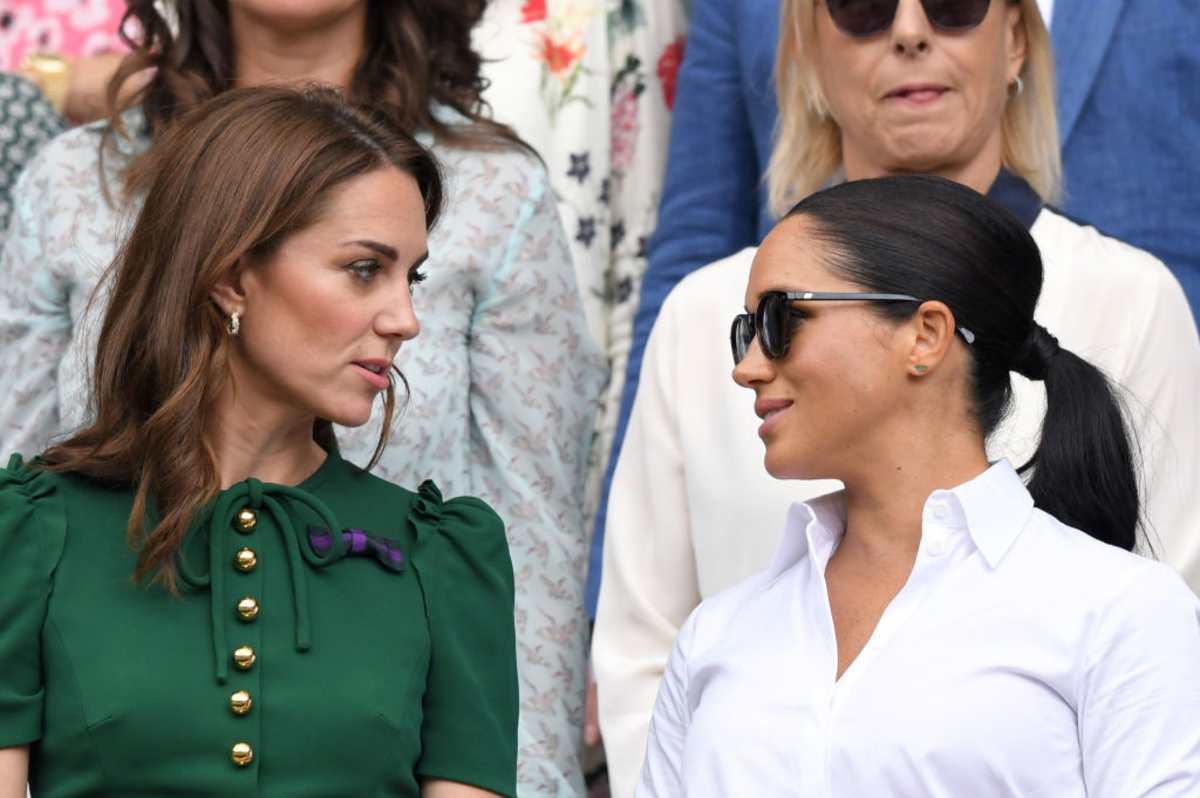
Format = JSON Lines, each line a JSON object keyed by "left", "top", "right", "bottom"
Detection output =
{"left": 0, "top": 0, "right": 127, "bottom": 71}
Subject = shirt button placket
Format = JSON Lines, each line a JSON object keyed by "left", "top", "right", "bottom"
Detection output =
{"left": 228, "top": 506, "right": 262, "bottom": 773}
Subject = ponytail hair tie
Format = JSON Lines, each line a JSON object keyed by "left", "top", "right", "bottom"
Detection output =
{"left": 1015, "top": 324, "right": 1061, "bottom": 381}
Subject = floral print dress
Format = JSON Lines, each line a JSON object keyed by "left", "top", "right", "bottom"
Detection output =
{"left": 476, "top": 0, "right": 690, "bottom": 542}
{"left": 0, "top": 107, "right": 605, "bottom": 796}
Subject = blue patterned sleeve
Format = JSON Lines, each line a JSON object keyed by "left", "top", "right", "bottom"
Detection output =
{"left": 465, "top": 152, "right": 606, "bottom": 794}
{"left": 0, "top": 135, "right": 74, "bottom": 457}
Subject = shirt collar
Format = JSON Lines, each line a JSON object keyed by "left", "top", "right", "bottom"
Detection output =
{"left": 925, "top": 460, "right": 1036, "bottom": 568}
{"left": 986, "top": 169, "right": 1043, "bottom": 230}
{"left": 768, "top": 460, "right": 1036, "bottom": 578}
{"left": 768, "top": 491, "right": 846, "bottom": 579}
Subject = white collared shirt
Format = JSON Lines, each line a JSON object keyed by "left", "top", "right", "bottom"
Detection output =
{"left": 637, "top": 461, "right": 1200, "bottom": 797}
{"left": 595, "top": 207, "right": 1200, "bottom": 797}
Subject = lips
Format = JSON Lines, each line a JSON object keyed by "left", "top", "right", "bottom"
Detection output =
{"left": 352, "top": 359, "right": 392, "bottom": 390}
{"left": 884, "top": 83, "right": 949, "bottom": 103}
{"left": 755, "top": 397, "right": 794, "bottom": 420}
{"left": 754, "top": 397, "right": 794, "bottom": 437}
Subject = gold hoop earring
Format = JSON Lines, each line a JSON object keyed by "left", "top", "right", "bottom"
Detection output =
{"left": 1009, "top": 75, "right": 1024, "bottom": 98}
{"left": 228, "top": 311, "right": 241, "bottom": 336}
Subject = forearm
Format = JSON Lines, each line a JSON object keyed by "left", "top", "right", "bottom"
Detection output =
{"left": 421, "top": 780, "right": 504, "bottom": 798}
{"left": 0, "top": 746, "right": 28, "bottom": 798}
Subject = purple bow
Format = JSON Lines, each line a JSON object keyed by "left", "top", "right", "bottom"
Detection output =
{"left": 307, "top": 526, "right": 406, "bottom": 573}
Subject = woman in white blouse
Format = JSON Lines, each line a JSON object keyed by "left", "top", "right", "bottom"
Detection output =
{"left": 593, "top": 2, "right": 1199, "bottom": 792}
{"left": 638, "top": 174, "right": 1200, "bottom": 796}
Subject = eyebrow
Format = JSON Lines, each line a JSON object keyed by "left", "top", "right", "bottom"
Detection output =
{"left": 340, "top": 239, "right": 398, "bottom": 260}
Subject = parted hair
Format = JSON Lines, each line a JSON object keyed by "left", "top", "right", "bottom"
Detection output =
{"left": 42, "top": 87, "right": 444, "bottom": 591}
{"left": 769, "top": 0, "right": 1061, "bottom": 215}
{"left": 106, "top": 0, "right": 525, "bottom": 154}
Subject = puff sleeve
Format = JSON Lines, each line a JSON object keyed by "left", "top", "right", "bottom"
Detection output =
{"left": 0, "top": 455, "right": 66, "bottom": 748}
{"left": 410, "top": 482, "right": 519, "bottom": 797}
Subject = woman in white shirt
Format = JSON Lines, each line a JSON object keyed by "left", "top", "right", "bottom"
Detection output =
{"left": 593, "top": 2, "right": 1200, "bottom": 792}
{"left": 638, "top": 174, "right": 1200, "bottom": 797}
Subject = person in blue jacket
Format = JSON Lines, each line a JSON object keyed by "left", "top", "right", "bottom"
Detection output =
{"left": 587, "top": 0, "right": 1200, "bottom": 613}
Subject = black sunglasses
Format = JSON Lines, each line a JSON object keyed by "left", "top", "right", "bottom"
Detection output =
{"left": 730, "top": 290, "right": 977, "bottom": 365}
{"left": 825, "top": 0, "right": 995, "bottom": 38}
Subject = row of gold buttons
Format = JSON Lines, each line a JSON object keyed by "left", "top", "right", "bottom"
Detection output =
{"left": 231, "top": 507, "right": 258, "bottom": 767}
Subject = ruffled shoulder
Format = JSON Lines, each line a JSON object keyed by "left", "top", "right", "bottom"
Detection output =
{"left": 407, "top": 480, "right": 518, "bottom": 793}
{"left": 0, "top": 454, "right": 67, "bottom": 559}
{"left": 408, "top": 479, "right": 510, "bottom": 581}
{"left": 0, "top": 454, "right": 68, "bottom": 745}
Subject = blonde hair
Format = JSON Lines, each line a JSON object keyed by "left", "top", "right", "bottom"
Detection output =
{"left": 768, "top": 0, "right": 1061, "bottom": 216}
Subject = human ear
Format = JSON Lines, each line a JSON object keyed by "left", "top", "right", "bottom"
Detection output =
{"left": 1004, "top": 2, "right": 1029, "bottom": 84}
{"left": 209, "top": 259, "right": 249, "bottom": 318}
{"left": 906, "top": 301, "right": 957, "bottom": 376}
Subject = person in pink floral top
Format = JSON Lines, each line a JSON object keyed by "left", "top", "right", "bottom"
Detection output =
{"left": 0, "top": 0, "right": 128, "bottom": 69}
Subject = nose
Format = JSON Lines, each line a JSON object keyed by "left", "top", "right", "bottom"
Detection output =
{"left": 891, "top": 0, "right": 932, "bottom": 56}
{"left": 732, "top": 338, "right": 774, "bottom": 389}
{"left": 375, "top": 284, "right": 421, "bottom": 343}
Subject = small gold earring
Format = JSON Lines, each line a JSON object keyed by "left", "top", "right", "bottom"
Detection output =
{"left": 913, "top": 364, "right": 929, "bottom": 374}
{"left": 227, "top": 311, "right": 241, "bottom": 336}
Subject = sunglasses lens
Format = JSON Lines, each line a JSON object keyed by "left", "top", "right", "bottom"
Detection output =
{"left": 757, "top": 293, "right": 793, "bottom": 360}
{"left": 921, "top": 0, "right": 991, "bottom": 30}
{"left": 826, "top": 0, "right": 899, "bottom": 37}
{"left": 731, "top": 314, "right": 753, "bottom": 365}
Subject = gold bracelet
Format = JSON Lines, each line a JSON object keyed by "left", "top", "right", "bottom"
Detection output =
{"left": 19, "top": 52, "right": 72, "bottom": 116}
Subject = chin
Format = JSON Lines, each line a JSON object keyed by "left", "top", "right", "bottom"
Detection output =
{"left": 321, "top": 400, "right": 376, "bottom": 429}
{"left": 764, "top": 443, "right": 832, "bottom": 482}
{"left": 763, "top": 447, "right": 800, "bottom": 480}
{"left": 887, "top": 146, "right": 958, "bottom": 175}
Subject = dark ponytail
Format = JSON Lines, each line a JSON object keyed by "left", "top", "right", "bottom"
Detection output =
{"left": 1013, "top": 326, "right": 1139, "bottom": 550}
{"left": 786, "top": 175, "right": 1141, "bottom": 550}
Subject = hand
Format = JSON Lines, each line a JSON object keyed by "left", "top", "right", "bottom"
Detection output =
{"left": 64, "top": 52, "right": 155, "bottom": 123}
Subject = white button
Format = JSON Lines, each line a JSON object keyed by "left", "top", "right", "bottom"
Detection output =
{"left": 926, "top": 536, "right": 947, "bottom": 557}
{"left": 933, "top": 504, "right": 948, "bottom": 521}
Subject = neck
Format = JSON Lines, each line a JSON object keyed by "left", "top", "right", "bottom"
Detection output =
{"left": 842, "top": 132, "right": 1004, "bottom": 197}
{"left": 230, "top": 5, "right": 367, "bottom": 92}
{"left": 211, "top": 379, "right": 327, "bottom": 490}
{"left": 836, "top": 422, "right": 990, "bottom": 560}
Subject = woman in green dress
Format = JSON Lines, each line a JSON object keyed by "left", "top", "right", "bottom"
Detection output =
{"left": 0, "top": 86, "right": 518, "bottom": 797}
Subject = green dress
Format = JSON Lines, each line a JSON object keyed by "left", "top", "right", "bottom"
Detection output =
{"left": 0, "top": 448, "right": 518, "bottom": 797}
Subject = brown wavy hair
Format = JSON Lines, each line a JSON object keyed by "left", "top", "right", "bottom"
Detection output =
{"left": 43, "top": 86, "right": 444, "bottom": 591}
{"left": 106, "top": 0, "right": 525, "bottom": 152}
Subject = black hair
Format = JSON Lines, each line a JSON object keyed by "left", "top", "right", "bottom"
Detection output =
{"left": 786, "top": 175, "right": 1140, "bottom": 551}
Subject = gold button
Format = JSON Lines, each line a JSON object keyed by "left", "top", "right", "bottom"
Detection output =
{"left": 234, "top": 547, "right": 258, "bottom": 572}
{"left": 230, "top": 690, "right": 253, "bottom": 716}
{"left": 231, "top": 741, "right": 253, "bottom": 766}
{"left": 235, "top": 508, "right": 257, "bottom": 533}
{"left": 236, "top": 596, "right": 259, "bottom": 621}
{"left": 233, "top": 645, "right": 256, "bottom": 670}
